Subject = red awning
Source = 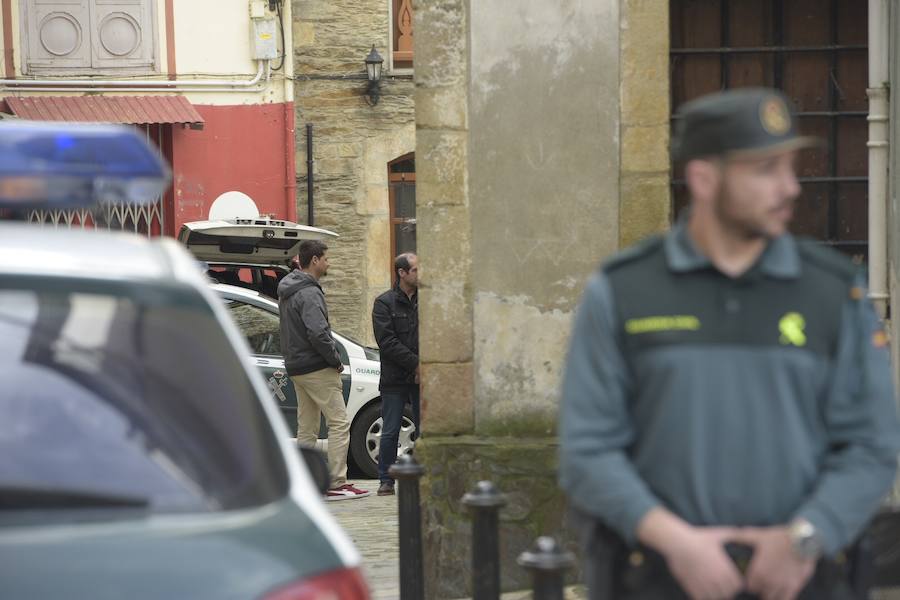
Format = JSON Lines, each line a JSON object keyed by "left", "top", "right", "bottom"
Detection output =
{"left": 3, "top": 95, "right": 204, "bottom": 126}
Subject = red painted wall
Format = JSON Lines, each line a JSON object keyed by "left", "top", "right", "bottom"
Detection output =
{"left": 170, "top": 102, "right": 294, "bottom": 232}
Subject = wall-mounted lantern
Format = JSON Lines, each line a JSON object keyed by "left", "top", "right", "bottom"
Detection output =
{"left": 365, "top": 46, "right": 384, "bottom": 106}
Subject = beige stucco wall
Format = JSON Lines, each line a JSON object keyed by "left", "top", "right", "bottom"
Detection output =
{"left": 468, "top": 0, "right": 621, "bottom": 434}
{"left": 293, "top": 0, "right": 416, "bottom": 343}
{"left": 173, "top": 0, "right": 292, "bottom": 105}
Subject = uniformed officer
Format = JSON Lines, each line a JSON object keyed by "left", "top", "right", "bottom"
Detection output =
{"left": 559, "top": 88, "right": 900, "bottom": 600}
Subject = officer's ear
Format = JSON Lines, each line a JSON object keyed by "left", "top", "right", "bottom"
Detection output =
{"left": 684, "top": 157, "right": 723, "bottom": 205}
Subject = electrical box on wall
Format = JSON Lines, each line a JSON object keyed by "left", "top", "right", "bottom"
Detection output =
{"left": 250, "top": 17, "right": 278, "bottom": 60}
{"left": 249, "top": 1, "right": 266, "bottom": 19}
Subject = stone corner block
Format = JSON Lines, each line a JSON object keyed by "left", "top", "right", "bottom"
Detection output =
{"left": 619, "top": 174, "right": 671, "bottom": 246}
{"left": 621, "top": 125, "right": 670, "bottom": 173}
{"left": 421, "top": 362, "right": 475, "bottom": 435}
{"left": 416, "top": 129, "right": 468, "bottom": 206}
{"left": 415, "top": 84, "right": 468, "bottom": 131}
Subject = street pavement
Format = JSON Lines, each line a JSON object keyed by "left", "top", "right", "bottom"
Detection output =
{"left": 327, "top": 479, "right": 399, "bottom": 600}
{"left": 326, "top": 480, "right": 587, "bottom": 600}
{"left": 326, "top": 482, "right": 900, "bottom": 600}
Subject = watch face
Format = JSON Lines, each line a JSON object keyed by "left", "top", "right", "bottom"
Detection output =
{"left": 791, "top": 521, "right": 823, "bottom": 559}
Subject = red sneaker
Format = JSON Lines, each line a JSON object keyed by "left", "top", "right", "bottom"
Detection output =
{"left": 325, "top": 483, "right": 372, "bottom": 501}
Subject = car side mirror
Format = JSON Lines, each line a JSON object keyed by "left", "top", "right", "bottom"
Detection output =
{"left": 298, "top": 445, "right": 330, "bottom": 495}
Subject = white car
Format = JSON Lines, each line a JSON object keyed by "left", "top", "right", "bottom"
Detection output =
{"left": 178, "top": 210, "right": 415, "bottom": 479}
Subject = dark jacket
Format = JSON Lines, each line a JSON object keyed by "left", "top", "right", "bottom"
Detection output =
{"left": 372, "top": 285, "right": 419, "bottom": 389}
{"left": 277, "top": 270, "right": 341, "bottom": 376}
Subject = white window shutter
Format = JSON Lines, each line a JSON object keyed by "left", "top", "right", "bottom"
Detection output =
{"left": 24, "top": 0, "right": 91, "bottom": 71}
{"left": 90, "top": 0, "right": 155, "bottom": 69}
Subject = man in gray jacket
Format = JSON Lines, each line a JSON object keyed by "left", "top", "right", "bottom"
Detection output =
{"left": 279, "top": 240, "right": 370, "bottom": 500}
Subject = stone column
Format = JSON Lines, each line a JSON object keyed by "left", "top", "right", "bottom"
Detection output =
{"left": 619, "top": 0, "right": 671, "bottom": 246}
{"left": 415, "top": 0, "right": 669, "bottom": 597}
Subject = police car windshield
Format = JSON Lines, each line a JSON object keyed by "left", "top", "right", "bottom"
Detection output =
{"left": 0, "top": 281, "right": 288, "bottom": 515}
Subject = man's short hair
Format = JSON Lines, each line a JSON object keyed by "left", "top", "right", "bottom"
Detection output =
{"left": 298, "top": 240, "right": 328, "bottom": 268}
{"left": 394, "top": 252, "right": 416, "bottom": 278}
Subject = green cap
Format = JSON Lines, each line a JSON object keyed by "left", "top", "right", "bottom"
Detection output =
{"left": 672, "top": 87, "right": 820, "bottom": 161}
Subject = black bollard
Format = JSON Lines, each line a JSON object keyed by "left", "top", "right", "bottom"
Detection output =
{"left": 461, "top": 481, "right": 507, "bottom": 600}
{"left": 517, "top": 536, "right": 575, "bottom": 600}
{"left": 389, "top": 454, "right": 425, "bottom": 600}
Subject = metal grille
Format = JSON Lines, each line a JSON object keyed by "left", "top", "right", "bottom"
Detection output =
{"left": 670, "top": 0, "right": 868, "bottom": 261}
{"left": 26, "top": 123, "right": 168, "bottom": 237}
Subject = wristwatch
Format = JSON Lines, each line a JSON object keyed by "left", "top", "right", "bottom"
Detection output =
{"left": 788, "top": 518, "right": 823, "bottom": 560}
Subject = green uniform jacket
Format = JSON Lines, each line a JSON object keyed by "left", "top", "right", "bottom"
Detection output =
{"left": 559, "top": 222, "right": 900, "bottom": 556}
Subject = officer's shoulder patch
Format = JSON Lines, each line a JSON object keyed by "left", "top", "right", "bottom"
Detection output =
{"left": 795, "top": 238, "right": 858, "bottom": 283}
{"left": 602, "top": 235, "right": 665, "bottom": 274}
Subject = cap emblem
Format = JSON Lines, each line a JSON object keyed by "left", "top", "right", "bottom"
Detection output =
{"left": 760, "top": 97, "right": 791, "bottom": 135}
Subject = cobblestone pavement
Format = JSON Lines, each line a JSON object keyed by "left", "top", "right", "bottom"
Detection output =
{"left": 326, "top": 480, "right": 587, "bottom": 600}
{"left": 326, "top": 480, "right": 399, "bottom": 600}
{"left": 326, "top": 486, "right": 899, "bottom": 600}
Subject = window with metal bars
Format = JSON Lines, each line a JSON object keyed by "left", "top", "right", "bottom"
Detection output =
{"left": 27, "top": 123, "right": 172, "bottom": 237}
{"left": 670, "top": 0, "right": 868, "bottom": 262}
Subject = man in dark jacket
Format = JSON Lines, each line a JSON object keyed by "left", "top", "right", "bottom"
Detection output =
{"left": 279, "top": 240, "right": 370, "bottom": 501}
{"left": 372, "top": 253, "right": 420, "bottom": 496}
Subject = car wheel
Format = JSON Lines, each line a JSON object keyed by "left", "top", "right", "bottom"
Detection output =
{"left": 349, "top": 401, "right": 416, "bottom": 480}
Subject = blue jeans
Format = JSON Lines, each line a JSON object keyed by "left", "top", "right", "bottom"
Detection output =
{"left": 378, "top": 386, "right": 420, "bottom": 483}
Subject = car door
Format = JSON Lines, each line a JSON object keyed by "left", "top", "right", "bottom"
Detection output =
{"left": 222, "top": 296, "right": 351, "bottom": 436}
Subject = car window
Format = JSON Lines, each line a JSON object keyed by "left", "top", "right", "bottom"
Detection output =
{"left": 206, "top": 266, "right": 244, "bottom": 287}
{"left": 335, "top": 338, "right": 349, "bottom": 365}
{"left": 224, "top": 297, "right": 349, "bottom": 364}
{"left": 0, "top": 283, "right": 289, "bottom": 516}
{"left": 225, "top": 300, "right": 282, "bottom": 355}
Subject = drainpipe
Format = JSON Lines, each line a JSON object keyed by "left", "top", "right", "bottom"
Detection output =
{"left": 306, "top": 123, "right": 315, "bottom": 226}
{"left": 868, "top": 0, "right": 890, "bottom": 318}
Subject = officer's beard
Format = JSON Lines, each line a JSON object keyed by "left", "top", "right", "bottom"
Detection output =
{"left": 711, "top": 181, "right": 776, "bottom": 242}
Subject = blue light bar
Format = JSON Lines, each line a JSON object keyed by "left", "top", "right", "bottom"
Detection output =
{"left": 0, "top": 121, "right": 171, "bottom": 209}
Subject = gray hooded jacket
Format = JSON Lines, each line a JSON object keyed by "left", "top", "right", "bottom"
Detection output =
{"left": 277, "top": 270, "right": 341, "bottom": 376}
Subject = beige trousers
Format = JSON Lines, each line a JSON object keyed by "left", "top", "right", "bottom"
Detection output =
{"left": 290, "top": 368, "right": 349, "bottom": 488}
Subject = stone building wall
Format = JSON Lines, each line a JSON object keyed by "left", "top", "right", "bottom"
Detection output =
{"left": 292, "top": 0, "right": 416, "bottom": 342}
{"left": 415, "top": 0, "right": 670, "bottom": 596}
